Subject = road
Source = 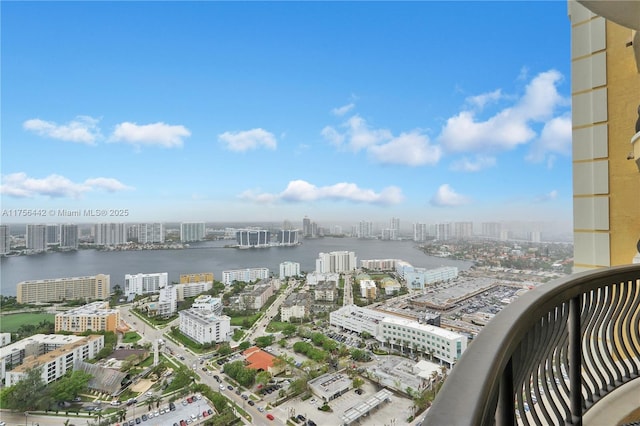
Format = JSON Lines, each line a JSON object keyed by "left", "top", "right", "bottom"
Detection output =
{"left": 121, "top": 303, "right": 288, "bottom": 425}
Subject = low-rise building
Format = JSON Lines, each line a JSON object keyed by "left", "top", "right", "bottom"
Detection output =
{"left": 191, "top": 295, "right": 223, "bottom": 315}
{"left": 54, "top": 301, "right": 120, "bottom": 333}
{"left": 5, "top": 335, "right": 104, "bottom": 387}
{"left": 0, "top": 333, "right": 11, "bottom": 348}
{"left": 280, "top": 293, "right": 309, "bottom": 322}
{"left": 222, "top": 268, "right": 270, "bottom": 286}
{"left": 359, "top": 279, "right": 377, "bottom": 300}
{"left": 180, "top": 272, "right": 214, "bottom": 284}
{"left": 242, "top": 346, "right": 285, "bottom": 375}
{"left": 179, "top": 309, "right": 230, "bottom": 345}
{"left": 314, "top": 280, "right": 338, "bottom": 302}
{"left": 305, "top": 272, "right": 339, "bottom": 286}
{"left": 0, "top": 334, "right": 84, "bottom": 381}
{"left": 330, "top": 304, "right": 467, "bottom": 366}
{"left": 308, "top": 372, "right": 352, "bottom": 402}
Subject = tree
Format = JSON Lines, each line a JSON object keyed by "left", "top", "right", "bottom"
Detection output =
{"left": 352, "top": 377, "right": 364, "bottom": 389}
{"left": 217, "top": 342, "right": 232, "bottom": 356}
{"left": 238, "top": 341, "right": 251, "bottom": 351}
{"left": 255, "top": 371, "right": 271, "bottom": 387}
{"left": 282, "top": 323, "right": 297, "bottom": 337}
{"left": 254, "top": 335, "right": 274, "bottom": 348}
{"left": 52, "top": 370, "right": 92, "bottom": 402}
{"left": 2, "top": 366, "right": 51, "bottom": 411}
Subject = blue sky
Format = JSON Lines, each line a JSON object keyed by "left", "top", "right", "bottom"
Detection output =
{"left": 1, "top": 1, "right": 573, "bottom": 228}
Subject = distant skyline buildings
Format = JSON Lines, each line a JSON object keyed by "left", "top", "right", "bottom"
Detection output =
{"left": 180, "top": 222, "right": 205, "bottom": 242}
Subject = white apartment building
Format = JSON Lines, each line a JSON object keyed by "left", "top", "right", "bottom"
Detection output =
{"left": 46, "top": 225, "right": 60, "bottom": 245}
{"left": 305, "top": 271, "right": 339, "bottom": 286}
{"left": 17, "top": 274, "right": 111, "bottom": 304}
{"left": 124, "top": 272, "right": 168, "bottom": 296}
{"left": 156, "top": 285, "right": 178, "bottom": 317}
{"left": 5, "top": 335, "right": 104, "bottom": 387}
{"left": 0, "top": 334, "right": 85, "bottom": 381}
{"left": 330, "top": 305, "right": 467, "bottom": 366}
{"left": 26, "top": 224, "right": 47, "bottom": 252}
{"left": 357, "top": 221, "right": 374, "bottom": 238}
{"left": 179, "top": 309, "right": 230, "bottom": 345}
{"left": 180, "top": 222, "right": 205, "bottom": 242}
{"left": 279, "top": 261, "right": 301, "bottom": 279}
{"left": 380, "top": 316, "right": 467, "bottom": 366}
{"left": 330, "top": 305, "right": 387, "bottom": 337}
{"left": 280, "top": 293, "right": 309, "bottom": 322}
{"left": 222, "top": 268, "right": 269, "bottom": 286}
{"left": 174, "top": 281, "right": 213, "bottom": 300}
{"left": 54, "top": 301, "right": 120, "bottom": 333}
{"left": 94, "top": 223, "right": 127, "bottom": 246}
{"left": 413, "top": 223, "right": 428, "bottom": 242}
{"left": 191, "top": 295, "right": 223, "bottom": 315}
{"left": 60, "top": 224, "right": 79, "bottom": 249}
{"left": 315, "top": 251, "right": 357, "bottom": 273}
{"left": 138, "top": 223, "right": 164, "bottom": 243}
{"left": 0, "top": 225, "right": 10, "bottom": 255}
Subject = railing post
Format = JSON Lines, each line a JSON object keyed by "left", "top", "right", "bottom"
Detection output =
{"left": 496, "top": 357, "right": 515, "bottom": 426}
{"left": 568, "top": 296, "right": 582, "bottom": 425}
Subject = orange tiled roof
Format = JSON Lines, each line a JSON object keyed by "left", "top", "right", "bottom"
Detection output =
{"left": 242, "top": 346, "right": 275, "bottom": 371}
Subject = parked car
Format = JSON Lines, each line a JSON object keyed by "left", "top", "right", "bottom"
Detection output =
{"left": 266, "top": 413, "right": 274, "bottom": 420}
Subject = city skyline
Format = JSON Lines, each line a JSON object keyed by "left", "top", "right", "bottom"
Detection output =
{"left": 2, "top": 2, "right": 572, "bottom": 227}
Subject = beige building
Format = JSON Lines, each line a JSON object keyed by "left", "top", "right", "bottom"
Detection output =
{"left": 180, "top": 272, "right": 214, "bottom": 283}
{"left": 314, "top": 280, "right": 338, "bottom": 302}
{"left": 17, "top": 274, "right": 110, "bottom": 304}
{"left": 54, "top": 301, "right": 120, "bottom": 333}
{"left": 570, "top": 1, "right": 640, "bottom": 270}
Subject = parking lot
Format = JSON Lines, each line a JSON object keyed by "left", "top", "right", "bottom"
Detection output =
{"left": 115, "top": 394, "right": 214, "bottom": 426}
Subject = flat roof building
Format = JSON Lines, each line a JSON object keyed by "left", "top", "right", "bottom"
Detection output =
{"left": 5, "top": 335, "right": 104, "bottom": 387}
{"left": 179, "top": 309, "right": 230, "bottom": 345}
{"left": 17, "top": 274, "right": 110, "bottom": 304}
{"left": 55, "top": 301, "right": 120, "bottom": 333}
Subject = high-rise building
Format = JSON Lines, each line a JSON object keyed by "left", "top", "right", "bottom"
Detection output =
{"left": 46, "top": 225, "right": 59, "bottom": 245}
{"left": 0, "top": 225, "right": 10, "bottom": 255}
{"left": 60, "top": 224, "right": 78, "bottom": 249}
{"left": 236, "top": 229, "right": 270, "bottom": 248}
{"left": 279, "top": 261, "right": 300, "bottom": 279}
{"left": 276, "top": 229, "right": 299, "bottom": 245}
{"left": 26, "top": 224, "right": 47, "bottom": 252}
{"left": 180, "top": 222, "right": 205, "bottom": 242}
{"left": 481, "top": 222, "right": 502, "bottom": 239}
{"left": 94, "top": 223, "right": 127, "bottom": 246}
{"left": 569, "top": 1, "right": 640, "bottom": 270}
{"left": 138, "top": 223, "right": 164, "bottom": 244}
{"left": 453, "top": 222, "right": 474, "bottom": 240}
{"left": 302, "top": 216, "right": 312, "bottom": 237}
{"left": 413, "top": 223, "right": 428, "bottom": 242}
{"left": 315, "top": 251, "right": 357, "bottom": 273}
{"left": 357, "top": 221, "right": 374, "bottom": 239}
{"left": 124, "top": 272, "right": 168, "bottom": 296}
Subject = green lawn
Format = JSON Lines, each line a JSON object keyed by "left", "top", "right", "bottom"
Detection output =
{"left": 122, "top": 331, "right": 142, "bottom": 343}
{"left": 0, "top": 312, "right": 55, "bottom": 333}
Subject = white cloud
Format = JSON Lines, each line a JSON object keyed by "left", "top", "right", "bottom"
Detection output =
{"left": 110, "top": 122, "right": 190, "bottom": 148}
{"left": 368, "top": 132, "right": 442, "bottom": 166}
{"left": 239, "top": 179, "right": 404, "bottom": 206}
{"left": 465, "top": 89, "right": 503, "bottom": 110}
{"left": 83, "top": 177, "right": 134, "bottom": 192}
{"left": 321, "top": 126, "right": 345, "bottom": 146}
{"left": 450, "top": 155, "right": 497, "bottom": 172}
{"left": 332, "top": 103, "right": 355, "bottom": 116}
{"left": 322, "top": 114, "right": 438, "bottom": 167}
{"left": 526, "top": 114, "right": 572, "bottom": 165}
{"left": 438, "top": 70, "right": 568, "bottom": 153}
{"left": 430, "top": 184, "right": 471, "bottom": 207}
{"left": 23, "top": 116, "right": 101, "bottom": 144}
{"left": 218, "top": 128, "right": 277, "bottom": 152}
{"left": 534, "top": 189, "right": 558, "bottom": 203}
{"left": 1, "top": 172, "right": 133, "bottom": 198}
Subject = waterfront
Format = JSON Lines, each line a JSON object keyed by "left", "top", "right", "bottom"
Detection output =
{"left": 0, "top": 238, "right": 473, "bottom": 296}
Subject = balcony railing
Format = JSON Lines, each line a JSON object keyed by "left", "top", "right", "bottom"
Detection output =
{"left": 424, "top": 264, "right": 640, "bottom": 426}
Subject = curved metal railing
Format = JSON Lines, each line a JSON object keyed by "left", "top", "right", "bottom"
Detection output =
{"left": 424, "top": 264, "right": 640, "bottom": 426}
